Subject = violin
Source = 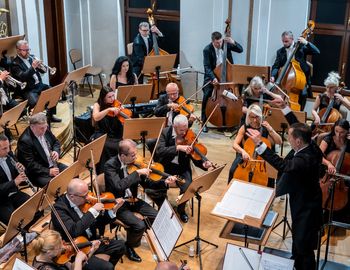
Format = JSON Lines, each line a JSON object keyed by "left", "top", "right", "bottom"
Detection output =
{"left": 107, "top": 99, "right": 133, "bottom": 124}
{"left": 127, "top": 155, "right": 186, "bottom": 186}
{"left": 173, "top": 96, "right": 202, "bottom": 125}
{"left": 80, "top": 191, "right": 116, "bottom": 213}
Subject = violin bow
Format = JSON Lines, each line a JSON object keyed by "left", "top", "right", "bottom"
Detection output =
{"left": 90, "top": 150, "right": 101, "bottom": 203}
{"left": 177, "top": 81, "right": 211, "bottom": 107}
{"left": 121, "top": 84, "right": 135, "bottom": 106}
{"left": 147, "top": 122, "right": 165, "bottom": 171}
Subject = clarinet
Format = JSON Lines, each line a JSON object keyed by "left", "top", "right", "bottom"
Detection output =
{"left": 45, "top": 138, "right": 58, "bottom": 168}
{"left": 7, "top": 154, "right": 36, "bottom": 193}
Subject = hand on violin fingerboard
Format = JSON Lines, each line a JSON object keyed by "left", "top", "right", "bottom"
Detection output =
{"left": 202, "top": 160, "right": 212, "bottom": 169}
{"left": 165, "top": 175, "right": 177, "bottom": 185}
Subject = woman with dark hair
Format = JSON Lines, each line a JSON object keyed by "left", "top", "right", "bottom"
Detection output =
{"left": 92, "top": 86, "right": 124, "bottom": 173}
{"left": 109, "top": 56, "right": 138, "bottom": 90}
{"left": 319, "top": 118, "right": 350, "bottom": 174}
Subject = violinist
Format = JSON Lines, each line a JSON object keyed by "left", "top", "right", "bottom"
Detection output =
{"left": 270, "top": 31, "right": 320, "bottom": 110}
{"left": 201, "top": 31, "right": 243, "bottom": 132}
{"left": 92, "top": 86, "right": 124, "bottom": 173}
{"left": 228, "top": 104, "right": 282, "bottom": 183}
{"left": 32, "top": 230, "right": 94, "bottom": 270}
{"left": 109, "top": 56, "right": 138, "bottom": 91}
{"left": 51, "top": 178, "right": 126, "bottom": 270}
{"left": 154, "top": 115, "right": 212, "bottom": 223}
{"left": 312, "top": 72, "right": 350, "bottom": 126}
{"left": 131, "top": 21, "right": 163, "bottom": 84}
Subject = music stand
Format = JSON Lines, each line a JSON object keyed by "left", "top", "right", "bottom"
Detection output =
{"left": 0, "top": 35, "right": 25, "bottom": 57}
{"left": 32, "top": 83, "right": 65, "bottom": 127}
{"left": 142, "top": 54, "right": 176, "bottom": 97}
{"left": 123, "top": 118, "right": 166, "bottom": 157}
{"left": 0, "top": 100, "right": 27, "bottom": 134}
{"left": 231, "top": 64, "right": 271, "bottom": 84}
{"left": 117, "top": 84, "right": 153, "bottom": 117}
{"left": 175, "top": 165, "right": 226, "bottom": 270}
{"left": 60, "top": 65, "right": 92, "bottom": 160}
{"left": 0, "top": 188, "right": 45, "bottom": 262}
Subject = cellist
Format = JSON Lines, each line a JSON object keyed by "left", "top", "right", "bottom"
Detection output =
{"left": 270, "top": 31, "right": 320, "bottom": 110}
{"left": 201, "top": 31, "right": 243, "bottom": 132}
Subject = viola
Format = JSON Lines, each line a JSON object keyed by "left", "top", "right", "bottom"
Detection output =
{"left": 80, "top": 191, "right": 117, "bottom": 213}
{"left": 107, "top": 99, "right": 133, "bottom": 124}
{"left": 173, "top": 96, "right": 202, "bottom": 124}
{"left": 127, "top": 155, "right": 186, "bottom": 185}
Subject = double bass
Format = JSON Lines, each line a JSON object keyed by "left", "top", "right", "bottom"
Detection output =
{"left": 205, "top": 19, "right": 242, "bottom": 128}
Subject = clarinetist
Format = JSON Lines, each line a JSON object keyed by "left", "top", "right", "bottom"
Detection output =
{"left": 0, "top": 134, "right": 30, "bottom": 225}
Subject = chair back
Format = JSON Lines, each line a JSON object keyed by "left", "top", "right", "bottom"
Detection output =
{"left": 69, "top": 49, "right": 82, "bottom": 70}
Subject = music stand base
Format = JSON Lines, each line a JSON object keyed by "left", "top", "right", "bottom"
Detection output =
{"left": 272, "top": 195, "right": 292, "bottom": 240}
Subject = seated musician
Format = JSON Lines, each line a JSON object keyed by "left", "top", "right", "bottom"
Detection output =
{"left": 32, "top": 229, "right": 94, "bottom": 270}
{"left": 0, "top": 134, "right": 30, "bottom": 225}
{"left": 0, "top": 68, "right": 19, "bottom": 114}
{"left": 154, "top": 114, "right": 212, "bottom": 223}
{"left": 92, "top": 86, "right": 124, "bottom": 174}
{"left": 109, "top": 56, "right": 138, "bottom": 91}
{"left": 228, "top": 104, "right": 282, "bottom": 184}
{"left": 312, "top": 71, "right": 350, "bottom": 126}
{"left": 51, "top": 178, "right": 126, "bottom": 270}
{"left": 17, "top": 112, "right": 67, "bottom": 187}
{"left": 104, "top": 139, "right": 176, "bottom": 262}
{"left": 11, "top": 40, "right": 61, "bottom": 122}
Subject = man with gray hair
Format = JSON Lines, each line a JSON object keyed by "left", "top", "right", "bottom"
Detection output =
{"left": 17, "top": 112, "right": 67, "bottom": 187}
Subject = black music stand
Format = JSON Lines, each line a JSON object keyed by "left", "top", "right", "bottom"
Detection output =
{"left": 32, "top": 83, "right": 65, "bottom": 128}
{"left": 175, "top": 165, "right": 225, "bottom": 270}
{"left": 123, "top": 118, "right": 166, "bottom": 157}
{"left": 142, "top": 54, "right": 176, "bottom": 97}
{"left": 117, "top": 84, "right": 153, "bottom": 117}
{"left": 0, "top": 100, "right": 27, "bottom": 137}
{"left": 60, "top": 65, "right": 91, "bottom": 160}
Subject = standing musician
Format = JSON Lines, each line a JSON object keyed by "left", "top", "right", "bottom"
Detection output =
{"left": 131, "top": 21, "right": 163, "bottom": 84}
{"left": 312, "top": 71, "right": 350, "bottom": 126}
{"left": 154, "top": 115, "right": 212, "bottom": 223}
{"left": 228, "top": 104, "right": 282, "bottom": 184}
{"left": 104, "top": 139, "right": 176, "bottom": 262}
{"left": 109, "top": 56, "right": 138, "bottom": 91}
{"left": 201, "top": 31, "right": 243, "bottom": 132}
{"left": 32, "top": 230, "right": 92, "bottom": 270}
{"left": 11, "top": 40, "right": 61, "bottom": 122}
{"left": 0, "top": 134, "right": 30, "bottom": 225}
{"left": 92, "top": 86, "right": 125, "bottom": 174}
{"left": 247, "top": 98, "right": 323, "bottom": 270}
{"left": 51, "top": 178, "right": 126, "bottom": 270}
{"left": 270, "top": 31, "right": 320, "bottom": 110}
{"left": 17, "top": 112, "right": 67, "bottom": 187}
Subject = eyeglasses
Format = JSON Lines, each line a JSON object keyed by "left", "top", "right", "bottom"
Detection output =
{"left": 18, "top": 48, "right": 30, "bottom": 52}
{"left": 140, "top": 29, "right": 149, "bottom": 32}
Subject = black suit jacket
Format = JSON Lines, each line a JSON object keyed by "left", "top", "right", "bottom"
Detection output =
{"left": 17, "top": 127, "right": 61, "bottom": 179}
{"left": 203, "top": 42, "right": 243, "bottom": 83}
{"left": 271, "top": 42, "right": 320, "bottom": 80}
{"left": 0, "top": 153, "right": 20, "bottom": 201}
{"left": 131, "top": 33, "right": 153, "bottom": 74}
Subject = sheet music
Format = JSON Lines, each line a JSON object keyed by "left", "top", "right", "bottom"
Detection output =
{"left": 212, "top": 181, "right": 273, "bottom": 220}
{"left": 259, "top": 252, "right": 294, "bottom": 270}
{"left": 152, "top": 200, "right": 182, "bottom": 258}
{"left": 13, "top": 258, "right": 36, "bottom": 270}
{"left": 223, "top": 244, "right": 260, "bottom": 270}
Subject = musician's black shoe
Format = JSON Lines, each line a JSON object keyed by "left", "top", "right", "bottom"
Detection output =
{"left": 202, "top": 126, "right": 208, "bottom": 133}
{"left": 126, "top": 247, "right": 142, "bottom": 262}
{"left": 51, "top": 116, "right": 62, "bottom": 123}
{"left": 180, "top": 213, "right": 189, "bottom": 223}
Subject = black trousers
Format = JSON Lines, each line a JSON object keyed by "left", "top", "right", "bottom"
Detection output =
{"left": 292, "top": 240, "right": 316, "bottom": 270}
{"left": 0, "top": 191, "right": 30, "bottom": 225}
{"left": 22, "top": 82, "right": 50, "bottom": 109}
{"left": 32, "top": 162, "right": 68, "bottom": 187}
{"left": 116, "top": 200, "right": 157, "bottom": 248}
{"left": 201, "top": 83, "right": 214, "bottom": 123}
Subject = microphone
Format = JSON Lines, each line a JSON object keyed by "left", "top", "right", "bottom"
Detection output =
{"left": 222, "top": 90, "right": 238, "bottom": 101}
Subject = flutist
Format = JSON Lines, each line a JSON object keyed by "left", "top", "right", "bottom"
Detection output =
{"left": 0, "top": 134, "right": 31, "bottom": 225}
{"left": 17, "top": 113, "right": 67, "bottom": 187}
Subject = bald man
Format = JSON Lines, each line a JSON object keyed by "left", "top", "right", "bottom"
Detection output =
{"left": 51, "top": 178, "right": 126, "bottom": 270}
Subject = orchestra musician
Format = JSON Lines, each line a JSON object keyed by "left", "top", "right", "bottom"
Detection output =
{"left": 131, "top": 21, "right": 163, "bottom": 84}
{"left": 51, "top": 178, "right": 126, "bottom": 270}
{"left": 247, "top": 98, "right": 323, "bottom": 270}
{"left": 312, "top": 71, "right": 350, "bottom": 126}
{"left": 92, "top": 86, "right": 124, "bottom": 174}
{"left": 270, "top": 31, "right": 320, "bottom": 110}
{"left": 11, "top": 40, "right": 61, "bottom": 122}
{"left": 32, "top": 229, "right": 92, "bottom": 270}
{"left": 104, "top": 139, "right": 176, "bottom": 262}
{"left": 109, "top": 56, "right": 138, "bottom": 91}
{"left": 16, "top": 112, "right": 67, "bottom": 187}
{"left": 0, "top": 134, "right": 30, "bottom": 225}
{"left": 154, "top": 114, "right": 212, "bottom": 223}
{"left": 228, "top": 104, "right": 282, "bottom": 184}
{"left": 0, "top": 69, "right": 19, "bottom": 114}
{"left": 201, "top": 31, "right": 243, "bottom": 132}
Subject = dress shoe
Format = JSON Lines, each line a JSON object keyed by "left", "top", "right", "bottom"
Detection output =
{"left": 126, "top": 247, "right": 142, "bottom": 262}
{"left": 202, "top": 126, "right": 208, "bottom": 133}
{"left": 51, "top": 116, "right": 62, "bottom": 123}
{"left": 179, "top": 213, "right": 189, "bottom": 223}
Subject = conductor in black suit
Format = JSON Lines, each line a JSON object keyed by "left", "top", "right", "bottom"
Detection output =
{"left": 130, "top": 21, "right": 163, "bottom": 84}
{"left": 270, "top": 31, "right": 320, "bottom": 110}
{"left": 17, "top": 112, "right": 67, "bottom": 187}
{"left": 246, "top": 99, "right": 323, "bottom": 270}
{"left": 201, "top": 31, "right": 243, "bottom": 132}
{"left": 0, "top": 134, "right": 30, "bottom": 225}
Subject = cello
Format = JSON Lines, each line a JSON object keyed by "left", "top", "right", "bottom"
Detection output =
{"left": 205, "top": 19, "right": 242, "bottom": 128}
{"left": 272, "top": 20, "right": 315, "bottom": 111}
